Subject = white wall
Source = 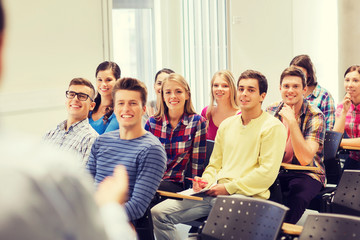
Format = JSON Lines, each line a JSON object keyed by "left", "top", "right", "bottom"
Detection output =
{"left": 228, "top": 0, "right": 339, "bottom": 106}
{"left": 292, "top": 0, "right": 338, "bottom": 103}
{"left": 228, "top": 0, "right": 293, "bottom": 107}
{"left": 0, "top": 0, "right": 105, "bottom": 137}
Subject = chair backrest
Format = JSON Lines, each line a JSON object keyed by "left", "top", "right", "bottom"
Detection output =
{"left": 205, "top": 140, "right": 215, "bottom": 166}
{"left": 185, "top": 139, "right": 215, "bottom": 188}
{"left": 323, "top": 131, "right": 343, "bottom": 184}
{"left": 299, "top": 213, "right": 360, "bottom": 240}
{"left": 200, "top": 196, "right": 288, "bottom": 240}
{"left": 331, "top": 170, "right": 360, "bottom": 216}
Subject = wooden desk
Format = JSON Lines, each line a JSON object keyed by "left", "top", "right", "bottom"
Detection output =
{"left": 282, "top": 222, "right": 303, "bottom": 235}
{"left": 281, "top": 162, "right": 319, "bottom": 171}
{"left": 340, "top": 145, "right": 360, "bottom": 151}
{"left": 157, "top": 190, "right": 203, "bottom": 201}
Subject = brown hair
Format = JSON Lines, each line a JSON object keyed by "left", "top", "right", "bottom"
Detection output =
{"left": 237, "top": 70, "right": 268, "bottom": 95}
{"left": 93, "top": 61, "right": 121, "bottom": 123}
{"left": 280, "top": 66, "right": 306, "bottom": 88}
{"left": 112, "top": 77, "right": 148, "bottom": 107}
{"left": 154, "top": 73, "right": 196, "bottom": 120}
{"left": 69, "top": 78, "right": 96, "bottom": 99}
{"left": 344, "top": 65, "right": 360, "bottom": 77}
{"left": 290, "top": 54, "right": 317, "bottom": 86}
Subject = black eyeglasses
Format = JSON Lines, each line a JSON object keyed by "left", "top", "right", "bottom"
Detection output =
{"left": 65, "top": 91, "right": 93, "bottom": 102}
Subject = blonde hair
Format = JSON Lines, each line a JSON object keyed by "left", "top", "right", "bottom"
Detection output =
{"left": 154, "top": 73, "right": 196, "bottom": 120}
{"left": 206, "top": 70, "right": 239, "bottom": 119}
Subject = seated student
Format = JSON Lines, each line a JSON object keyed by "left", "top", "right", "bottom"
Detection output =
{"left": 87, "top": 77, "right": 167, "bottom": 222}
{"left": 201, "top": 70, "right": 240, "bottom": 140}
{"left": 145, "top": 73, "right": 207, "bottom": 193}
{"left": 143, "top": 68, "right": 175, "bottom": 126}
{"left": 290, "top": 54, "right": 335, "bottom": 130}
{"left": 333, "top": 65, "right": 360, "bottom": 170}
{"left": 89, "top": 61, "right": 120, "bottom": 134}
{"left": 151, "top": 70, "right": 287, "bottom": 240}
{"left": 43, "top": 78, "right": 99, "bottom": 165}
{"left": 147, "top": 68, "right": 175, "bottom": 117}
{"left": 266, "top": 66, "right": 326, "bottom": 224}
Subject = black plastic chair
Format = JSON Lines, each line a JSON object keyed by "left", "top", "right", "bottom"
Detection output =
{"left": 133, "top": 207, "right": 155, "bottom": 240}
{"left": 329, "top": 170, "right": 360, "bottom": 216}
{"left": 199, "top": 195, "right": 288, "bottom": 240}
{"left": 308, "top": 130, "right": 343, "bottom": 211}
{"left": 323, "top": 131, "right": 343, "bottom": 184}
{"left": 299, "top": 213, "right": 360, "bottom": 240}
{"left": 184, "top": 140, "right": 215, "bottom": 188}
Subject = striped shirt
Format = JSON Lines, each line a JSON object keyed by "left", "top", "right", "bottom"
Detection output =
{"left": 305, "top": 84, "right": 335, "bottom": 130}
{"left": 43, "top": 119, "right": 98, "bottom": 165}
{"left": 335, "top": 103, "right": 360, "bottom": 161}
{"left": 86, "top": 131, "right": 167, "bottom": 221}
{"left": 145, "top": 113, "right": 207, "bottom": 183}
{"left": 266, "top": 100, "right": 326, "bottom": 186}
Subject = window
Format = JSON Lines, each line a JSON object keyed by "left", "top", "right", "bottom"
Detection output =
{"left": 112, "top": 0, "right": 156, "bottom": 100}
{"left": 182, "top": 0, "right": 228, "bottom": 111}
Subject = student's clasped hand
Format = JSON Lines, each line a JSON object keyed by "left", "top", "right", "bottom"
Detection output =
{"left": 279, "top": 103, "right": 296, "bottom": 123}
{"left": 342, "top": 93, "right": 352, "bottom": 114}
{"left": 206, "top": 184, "right": 229, "bottom": 196}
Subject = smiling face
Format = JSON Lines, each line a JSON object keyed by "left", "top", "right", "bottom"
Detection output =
{"left": 162, "top": 80, "right": 189, "bottom": 115}
{"left": 344, "top": 70, "right": 360, "bottom": 100}
{"left": 212, "top": 76, "right": 231, "bottom": 103}
{"left": 237, "top": 78, "right": 265, "bottom": 112}
{"left": 113, "top": 90, "right": 145, "bottom": 130}
{"left": 280, "top": 75, "right": 306, "bottom": 107}
{"left": 96, "top": 69, "right": 117, "bottom": 98}
{"left": 154, "top": 72, "right": 170, "bottom": 99}
{"left": 66, "top": 85, "right": 95, "bottom": 122}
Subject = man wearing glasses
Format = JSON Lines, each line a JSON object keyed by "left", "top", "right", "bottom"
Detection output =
{"left": 44, "top": 77, "right": 98, "bottom": 165}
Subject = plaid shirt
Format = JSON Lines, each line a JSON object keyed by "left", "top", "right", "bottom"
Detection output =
{"left": 336, "top": 103, "right": 360, "bottom": 161}
{"left": 43, "top": 119, "right": 98, "bottom": 165}
{"left": 305, "top": 84, "right": 335, "bottom": 131}
{"left": 145, "top": 113, "right": 207, "bottom": 182}
{"left": 266, "top": 100, "right": 326, "bottom": 186}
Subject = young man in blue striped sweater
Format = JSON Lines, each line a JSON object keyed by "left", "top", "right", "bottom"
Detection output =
{"left": 87, "top": 78, "right": 167, "bottom": 223}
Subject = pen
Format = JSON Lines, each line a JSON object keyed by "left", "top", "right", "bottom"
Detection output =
{"left": 186, "top": 177, "right": 208, "bottom": 184}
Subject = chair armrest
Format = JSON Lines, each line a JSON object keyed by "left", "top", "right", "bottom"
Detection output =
{"left": 281, "top": 222, "right": 303, "bottom": 235}
{"left": 156, "top": 190, "right": 203, "bottom": 201}
{"left": 281, "top": 163, "right": 319, "bottom": 171}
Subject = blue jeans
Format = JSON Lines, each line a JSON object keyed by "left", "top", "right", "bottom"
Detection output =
{"left": 151, "top": 195, "right": 217, "bottom": 240}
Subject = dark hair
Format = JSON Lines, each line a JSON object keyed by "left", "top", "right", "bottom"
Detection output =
{"left": 0, "top": 0, "right": 4, "bottom": 33}
{"left": 95, "top": 61, "right": 121, "bottom": 79}
{"left": 69, "top": 78, "right": 96, "bottom": 99}
{"left": 280, "top": 66, "right": 306, "bottom": 88}
{"left": 93, "top": 61, "right": 121, "bottom": 123}
{"left": 154, "top": 68, "right": 174, "bottom": 83}
{"left": 237, "top": 70, "right": 268, "bottom": 95}
{"left": 112, "top": 78, "right": 148, "bottom": 107}
{"left": 290, "top": 54, "right": 317, "bottom": 86}
{"left": 344, "top": 65, "right": 360, "bottom": 77}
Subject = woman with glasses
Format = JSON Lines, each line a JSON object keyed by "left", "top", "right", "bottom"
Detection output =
{"left": 334, "top": 65, "right": 360, "bottom": 169}
{"left": 145, "top": 73, "right": 207, "bottom": 192}
{"left": 201, "top": 70, "right": 240, "bottom": 140}
{"left": 89, "top": 61, "right": 120, "bottom": 134}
